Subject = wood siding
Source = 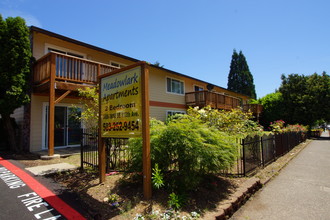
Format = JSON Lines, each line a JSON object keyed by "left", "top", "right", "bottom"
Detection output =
{"left": 150, "top": 106, "right": 186, "bottom": 122}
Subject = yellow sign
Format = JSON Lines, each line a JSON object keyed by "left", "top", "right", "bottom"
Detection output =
{"left": 100, "top": 66, "right": 142, "bottom": 138}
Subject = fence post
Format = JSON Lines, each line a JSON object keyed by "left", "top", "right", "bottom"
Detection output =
{"left": 261, "top": 136, "right": 265, "bottom": 167}
{"left": 272, "top": 135, "right": 276, "bottom": 161}
{"left": 106, "top": 138, "right": 110, "bottom": 173}
{"left": 236, "top": 138, "right": 240, "bottom": 176}
{"left": 242, "top": 138, "right": 246, "bottom": 176}
{"left": 80, "top": 137, "right": 84, "bottom": 171}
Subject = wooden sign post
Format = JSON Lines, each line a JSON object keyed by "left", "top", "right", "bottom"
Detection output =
{"left": 141, "top": 63, "right": 151, "bottom": 199}
{"left": 98, "top": 62, "right": 151, "bottom": 199}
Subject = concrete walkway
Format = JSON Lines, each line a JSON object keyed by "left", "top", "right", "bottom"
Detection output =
{"left": 26, "top": 163, "right": 78, "bottom": 176}
{"left": 230, "top": 132, "right": 330, "bottom": 220}
{"left": 33, "top": 146, "right": 81, "bottom": 158}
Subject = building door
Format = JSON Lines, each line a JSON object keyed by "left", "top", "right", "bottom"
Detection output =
{"left": 44, "top": 105, "right": 82, "bottom": 148}
{"left": 67, "top": 107, "right": 82, "bottom": 145}
{"left": 54, "top": 106, "right": 66, "bottom": 147}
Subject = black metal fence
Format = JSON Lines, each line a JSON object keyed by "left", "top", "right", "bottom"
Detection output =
{"left": 242, "top": 135, "right": 263, "bottom": 175}
{"left": 223, "top": 132, "right": 306, "bottom": 176}
{"left": 80, "top": 129, "right": 130, "bottom": 172}
{"left": 80, "top": 129, "right": 98, "bottom": 170}
{"left": 81, "top": 129, "right": 306, "bottom": 176}
{"left": 104, "top": 138, "right": 130, "bottom": 172}
{"left": 261, "top": 134, "right": 276, "bottom": 166}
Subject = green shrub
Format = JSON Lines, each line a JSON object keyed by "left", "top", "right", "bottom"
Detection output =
{"left": 168, "top": 192, "right": 185, "bottom": 210}
{"left": 187, "top": 106, "right": 263, "bottom": 137}
{"left": 127, "top": 115, "right": 239, "bottom": 191}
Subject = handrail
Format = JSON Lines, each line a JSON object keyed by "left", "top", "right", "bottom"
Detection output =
{"left": 243, "top": 104, "right": 263, "bottom": 114}
{"left": 185, "top": 91, "right": 263, "bottom": 113}
{"left": 33, "top": 52, "right": 118, "bottom": 85}
{"left": 33, "top": 53, "right": 52, "bottom": 84}
{"left": 185, "top": 90, "right": 241, "bottom": 110}
{"left": 185, "top": 90, "right": 240, "bottom": 100}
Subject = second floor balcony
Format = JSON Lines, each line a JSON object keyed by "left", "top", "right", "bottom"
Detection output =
{"left": 33, "top": 52, "right": 118, "bottom": 91}
{"left": 185, "top": 91, "right": 263, "bottom": 115}
{"left": 186, "top": 90, "right": 241, "bottom": 111}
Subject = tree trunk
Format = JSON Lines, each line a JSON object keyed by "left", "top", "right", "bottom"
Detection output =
{"left": 2, "top": 114, "right": 18, "bottom": 153}
{"left": 22, "top": 103, "right": 31, "bottom": 152}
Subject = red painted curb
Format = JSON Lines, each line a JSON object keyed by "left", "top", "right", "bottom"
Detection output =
{"left": 0, "top": 157, "right": 86, "bottom": 220}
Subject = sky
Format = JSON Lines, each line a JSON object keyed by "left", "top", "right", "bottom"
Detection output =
{"left": 1, "top": 0, "right": 329, "bottom": 98}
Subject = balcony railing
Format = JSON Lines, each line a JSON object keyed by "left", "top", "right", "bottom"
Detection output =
{"left": 243, "top": 104, "right": 263, "bottom": 115}
{"left": 185, "top": 91, "right": 241, "bottom": 111}
{"left": 186, "top": 91, "right": 263, "bottom": 114}
{"left": 33, "top": 52, "right": 117, "bottom": 86}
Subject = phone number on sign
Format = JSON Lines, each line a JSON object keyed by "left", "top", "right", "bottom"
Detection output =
{"left": 103, "top": 121, "right": 140, "bottom": 132}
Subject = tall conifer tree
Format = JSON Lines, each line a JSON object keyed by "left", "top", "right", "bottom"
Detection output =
{"left": 227, "top": 50, "right": 256, "bottom": 99}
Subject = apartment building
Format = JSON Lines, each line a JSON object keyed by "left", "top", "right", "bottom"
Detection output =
{"left": 12, "top": 26, "right": 261, "bottom": 154}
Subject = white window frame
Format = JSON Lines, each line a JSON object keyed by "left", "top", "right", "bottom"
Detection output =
{"left": 166, "top": 110, "right": 186, "bottom": 118}
{"left": 44, "top": 43, "right": 86, "bottom": 58}
{"left": 109, "top": 61, "right": 127, "bottom": 69}
{"left": 166, "top": 76, "right": 185, "bottom": 95}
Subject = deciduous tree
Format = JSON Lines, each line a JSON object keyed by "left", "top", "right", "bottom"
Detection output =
{"left": 261, "top": 72, "right": 330, "bottom": 128}
{"left": 258, "top": 92, "right": 285, "bottom": 128}
{"left": 0, "top": 15, "right": 32, "bottom": 152}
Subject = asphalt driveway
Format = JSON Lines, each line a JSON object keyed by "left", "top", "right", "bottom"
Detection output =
{"left": 0, "top": 156, "right": 88, "bottom": 220}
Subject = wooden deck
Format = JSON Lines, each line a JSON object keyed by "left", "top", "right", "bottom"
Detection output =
{"left": 185, "top": 91, "right": 263, "bottom": 114}
{"left": 33, "top": 52, "right": 117, "bottom": 92}
{"left": 185, "top": 91, "right": 241, "bottom": 111}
